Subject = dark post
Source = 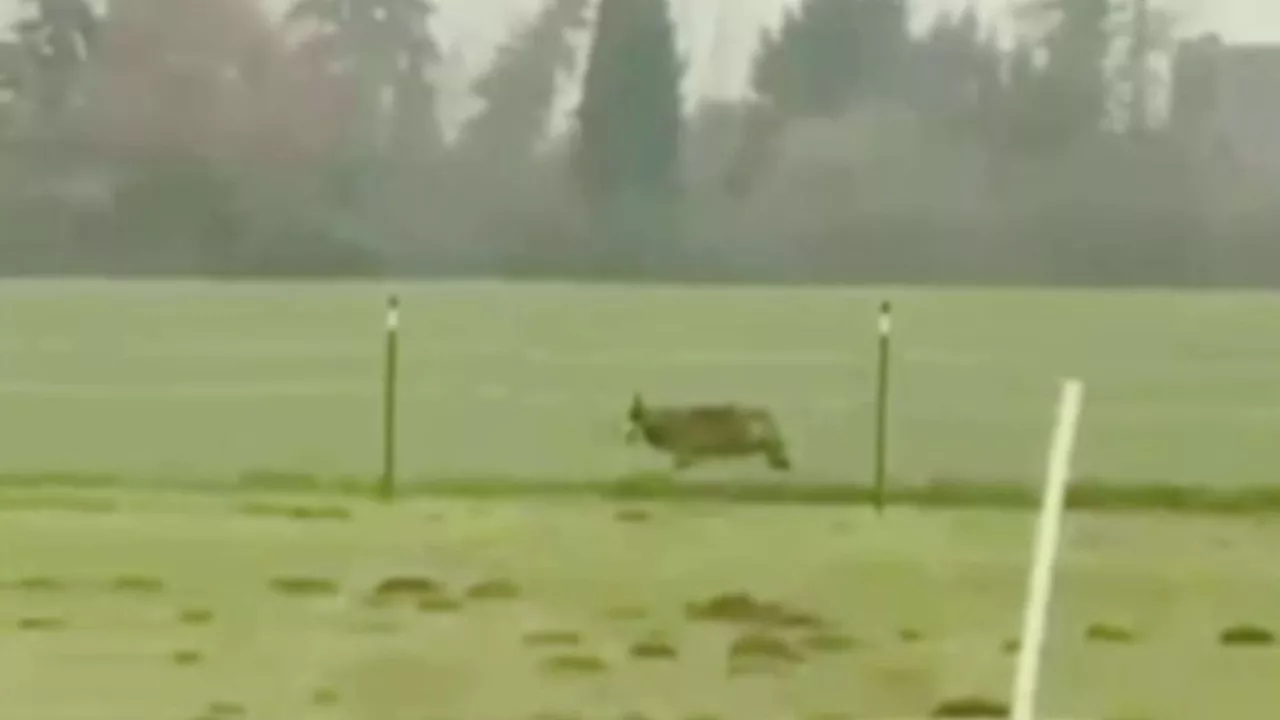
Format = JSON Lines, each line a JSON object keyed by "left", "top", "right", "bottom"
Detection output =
{"left": 873, "top": 300, "right": 892, "bottom": 514}
{"left": 380, "top": 294, "right": 400, "bottom": 502}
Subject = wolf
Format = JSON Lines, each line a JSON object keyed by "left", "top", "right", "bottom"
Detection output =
{"left": 625, "top": 393, "right": 792, "bottom": 471}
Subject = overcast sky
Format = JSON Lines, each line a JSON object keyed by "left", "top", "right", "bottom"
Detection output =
{"left": 0, "top": 0, "right": 1273, "bottom": 103}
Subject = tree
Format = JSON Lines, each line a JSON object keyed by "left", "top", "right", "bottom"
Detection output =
{"left": 1013, "top": 0, "right": 1116, "bottom": 142}
{"left": 456, "top": 0, "right": 589, "bottom": 161}
{"left": 284, "top": 0, "right": 443, "bottom": 163}
{"left": 752, "top": 1, "right": 859, "bottom": 119}
{"left": 9, "top": 0, "right": 98, "bottom": 131}
{"left": 1116, "top": 0, "right": 1177, "bottom": 136}
{"left": 0, "top": 41, "right": 27, "bottom": 130}
{"left": 913, "top": 6, "right": 1003, "bottom": 136}
{"left": 91, "top": 0, "right": 275, "bottom": 160}
{"left": 88, "top": 0, "right": 281, "bottom": 271}
{"left": 387, "top": 23, "right": 444, "bottom": 164}
{"left": 1168, "top": 34, "right": 1220, "bottom": 143}
{"left": 998, "top": 41, "right": 1047, "bottom": 147}
{"left": 751, "top": 0, "right": 908, "bottom": 118}
{"left": 572, "top": 0, "right": 683, "bottom": 276}
{"left": 729, "top": 0, "right": 909, "bottom": 195}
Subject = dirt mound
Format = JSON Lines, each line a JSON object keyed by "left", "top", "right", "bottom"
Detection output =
{"left": 1219, "top": 624, "right": 1276, "bottom": 647}
{"left": 203, "top": 701, "right": 246, "bottom": 717}
{"left": 686, "top": 591, "right": 825, "bottom": 629}
{"left": 614, "top": 507, "right": 653, "bottom": 523}
{"left": 522, "top": 629, "right": 584, "bottom": 648}
{"left": 178, "top": 608, "right": 215, "bottom": 626}
{"left": 606, "top": 605, "right": 650, "bottom": 621}
{"left": 17, "top": 616, "right": 66, "bottom": 632}
{"left": 111, "top": 575, "right": 165, "bottom": 594}
{"left": 540, "top": 653, "right": 609, "bottom": 675}
{"left": 8, "top": 576, "right": 65, "bottom": 592}
{"left": 172, "top": 649, "right": 204, "bottom": 666}
{"left": 799, "top": 631, "right": 859, "bottom": 653}
{"left": 268, "top": 576, "right": 340, "bottom": 597}
{"left": 930, "top": 695, "right": 1009, "bottom": 717}
{"left": 1085, "top": 622, "right": 1138, "bottom": 644}
{"left": 898, "top": 627, "right": 924, "bottom": 643}
{"left": 371, "top": 575, "right": 445, "bottom": 602}
{"left": 466, "top": 578, "right": 522, "bottom": 601}
{"left": 629, "top": 635, "right": 678, "bottom": 660}
{"left": 728, "top": 631, "right": 803, "bottom": 663}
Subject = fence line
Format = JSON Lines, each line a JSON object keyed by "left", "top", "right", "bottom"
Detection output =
{"left": 2, "top": 340, "right": 1280, "bottom": 376}
{"left": 0, "top": 381, "right": 873, "bottom": 410}
{"left": 3, "top": 379, "right": 1280, "bottom": 424}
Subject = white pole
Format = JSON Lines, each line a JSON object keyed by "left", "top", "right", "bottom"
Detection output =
{"left": 1010, "top": 378, "right": 1085, "bottom": 720}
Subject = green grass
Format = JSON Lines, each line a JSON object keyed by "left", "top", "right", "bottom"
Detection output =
{"left": 3, "top": 280, "right": 1280, "bottom": 491}
{"left": 3, "top": 280, "right": 1276, "bottom": 717}
{"left": 2, "top": 493, "right": 1278, "bottom": 719}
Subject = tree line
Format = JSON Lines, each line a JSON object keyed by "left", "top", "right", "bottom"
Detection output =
{"left": 0, "top": 0, "right": 1271, "bottom": 286}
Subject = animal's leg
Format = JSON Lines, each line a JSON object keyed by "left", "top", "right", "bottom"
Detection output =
{"left": 746, "top": 413, "right": 791, "bottom": 471}
{"left": 762, "top": 441, "right": 791, "bottom": 471}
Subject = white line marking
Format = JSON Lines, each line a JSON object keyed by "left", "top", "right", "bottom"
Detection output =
{"left": 1011, "top": 379, "right": 1085, "bottom": 720}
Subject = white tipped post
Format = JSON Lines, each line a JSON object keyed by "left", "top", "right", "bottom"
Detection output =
{"left": 386, "top": 296, "right": 400, "bottom": 331}
{"left": 1010, "top": 378, "right": 1085, "bottom": 720}
{"left": 872, "top": 300, "right": 893, "bottom": 513}
{"left": 379, "top": 294, "right": 401, "bottom": 502}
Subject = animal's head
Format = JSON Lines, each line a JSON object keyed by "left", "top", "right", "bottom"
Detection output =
{"left": 628, "top": 393, "right": 646, "bottom": 423}
{"left": 625, "top": 393, "right": 647, "bottom": 444}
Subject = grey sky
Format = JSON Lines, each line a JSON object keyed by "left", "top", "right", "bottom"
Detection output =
{"left": 0, "top": 0, "right": 1273, "bottom": 112}
{"left": 289, "top": 0, "right": 1276, "bottom": 99}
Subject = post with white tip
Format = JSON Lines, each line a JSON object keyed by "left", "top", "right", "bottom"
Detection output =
{"left": 1010, "top": 378, "right": 1085, "bottom": 720}
{"left": 379, "top": 294, "right": 401, "bottom": 502}
{"left": 872, "top": 300, "right": 892, "bottom": 514}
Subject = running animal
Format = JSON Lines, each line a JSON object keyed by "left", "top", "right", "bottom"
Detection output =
{"left": 625, "top": 393, "right": 792, "bottom": 471}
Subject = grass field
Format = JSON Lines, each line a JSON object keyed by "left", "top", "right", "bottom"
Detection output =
{"left": 3, "top": 280, "right": 1280, "bottom": 488}
{"left": 3, "top": 491, "right": 1279, "bottom": 720}
{"left": 5, "top": 280, "right": 1280, "bottom": 718}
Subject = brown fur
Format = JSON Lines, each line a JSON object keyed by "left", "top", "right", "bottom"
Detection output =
{"left": 626, "top": 393, "right": 791, "bottom": 471}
